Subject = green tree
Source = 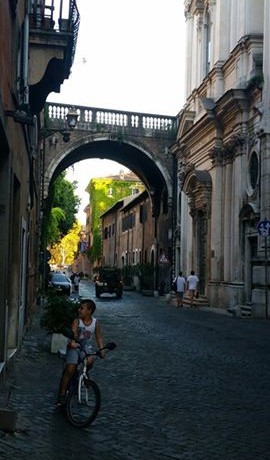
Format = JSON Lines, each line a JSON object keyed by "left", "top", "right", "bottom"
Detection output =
{"left": 49, "top": 221, "right": 81, "bottom": 266}
{"left": 42, "top": 172, "right": 80, "bottom": 247}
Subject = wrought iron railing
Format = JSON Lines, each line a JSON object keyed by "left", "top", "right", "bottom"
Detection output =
{"left": 29, "top": 1, "right": 80, "bottom": 75}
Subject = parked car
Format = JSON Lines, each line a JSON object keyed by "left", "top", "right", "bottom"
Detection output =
{"left": 48, "top": 272, "right": 72, "bottom": 296}
{"left": 95, "top": 267, "right": 123, "bottom": 298}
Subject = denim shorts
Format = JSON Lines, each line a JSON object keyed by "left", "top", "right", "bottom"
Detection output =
{"left": 65, "top": 345, "right": 94, "bottom": 364}
{"left": 65, "top": 348, "right": 80, "bottom": 364}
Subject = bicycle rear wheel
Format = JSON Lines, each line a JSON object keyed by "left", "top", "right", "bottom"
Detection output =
{"left": 65, "top": 379, "right": 101, "bottom": 427}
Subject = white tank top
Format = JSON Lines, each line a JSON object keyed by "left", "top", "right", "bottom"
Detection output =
{"left": 77, "top": 317, "right": 96, "bottom": 348}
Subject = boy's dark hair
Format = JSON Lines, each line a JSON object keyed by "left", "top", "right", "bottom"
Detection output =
{"left": 191, "top": 270, "right": 195, "bottom": 275}
{"left": 81, "top": 299, "right": 96, "bottom": 313}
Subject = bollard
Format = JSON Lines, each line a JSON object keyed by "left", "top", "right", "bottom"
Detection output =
{"left": 0, "top": 408, "right": 17, "bottom": 432}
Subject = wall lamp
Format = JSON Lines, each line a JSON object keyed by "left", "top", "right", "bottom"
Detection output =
{"left": 5, "top": 104, "right": 34, "bottom": 125}
{"left": 40, "top": 107, "right": 79, "bottom": 144}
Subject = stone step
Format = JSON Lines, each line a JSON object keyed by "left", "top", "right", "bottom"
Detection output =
{"left": 227, "top": 303, "right": 252, "bottom": 318}
{"left": 170, "top": 292, "right": 209, "bottom": 307}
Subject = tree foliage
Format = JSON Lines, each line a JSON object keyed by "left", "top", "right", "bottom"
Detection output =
{"left": 42, "top": 172, "right": 80, "bottom": 247}
{"left": 49, "top": 221, "right": 81, "bottom": 266}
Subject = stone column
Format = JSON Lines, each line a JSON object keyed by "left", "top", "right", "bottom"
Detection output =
{"left": 260, "top": 0, "right": 270, "bottom": 221}
{"left": 209, "top": 155, "right": 223, "bottom": 281}
{"left": 223, "top": 161, "right": 232, "bottom": 281}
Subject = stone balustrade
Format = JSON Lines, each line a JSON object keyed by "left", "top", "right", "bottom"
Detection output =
{"left": 46, "top": 102, "right": 177, "bottom": 136}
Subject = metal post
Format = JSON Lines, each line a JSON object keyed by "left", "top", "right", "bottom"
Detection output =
{"left": 265, "top": 236, "right": 268, "bottom": 318}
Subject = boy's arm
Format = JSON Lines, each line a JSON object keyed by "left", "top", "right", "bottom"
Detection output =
{"left": 95, "top": 320, "right": 105, "bottom": 357}
{"left": 68, "top": 318, "right": 79, "bottom": 349}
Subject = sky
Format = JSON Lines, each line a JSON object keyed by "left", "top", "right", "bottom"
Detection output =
{"left": 48, "top": 0, "right": 186, "bottom": 223}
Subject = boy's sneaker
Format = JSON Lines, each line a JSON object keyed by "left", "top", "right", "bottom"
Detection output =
{"left": 56, "top": 395, "right": 66, "bottom": 406}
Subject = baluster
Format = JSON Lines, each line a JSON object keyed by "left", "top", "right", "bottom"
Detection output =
{"left": 92, "top": 109, "right": 97, "bottom": 124}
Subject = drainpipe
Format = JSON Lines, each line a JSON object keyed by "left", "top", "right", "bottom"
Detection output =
{"left": 23, "top": 1, "right": 30, "bottom": 105}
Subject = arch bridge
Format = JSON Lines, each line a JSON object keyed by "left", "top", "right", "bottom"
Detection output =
{"left": 43, "top": 102, "right": 177, "bottom": 215}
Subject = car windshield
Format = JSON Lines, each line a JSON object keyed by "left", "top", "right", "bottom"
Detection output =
{"left": 51, "top": 273, "right": 68, "bottom": 282}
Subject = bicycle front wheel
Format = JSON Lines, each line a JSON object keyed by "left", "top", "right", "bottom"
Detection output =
{"left": 65, "top": 379, "right": 101, "bottom": 427}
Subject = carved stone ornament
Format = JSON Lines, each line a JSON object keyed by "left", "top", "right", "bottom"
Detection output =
{"left": 178, "top": 162, "right": 195, "bottom": 187}
{"left": 209, "top": 133, "right": 246, "bottom": 164}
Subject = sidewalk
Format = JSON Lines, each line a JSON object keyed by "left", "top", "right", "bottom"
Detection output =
{"left": 0, "top": 303, "right": 53, "bottom": 433}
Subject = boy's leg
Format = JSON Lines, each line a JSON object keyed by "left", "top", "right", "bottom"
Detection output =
{"left": 176, "top": 292, "right": 180, "bottom": 307}
{"left": 57, "top": 363, "right": 77, "bottom": 404}
{"left": 179, "top": 291, "right": 184, "bottom": 307}
{"left": 189, "top": 289, "right": 194, "bottom": 307}
{"left": 86, "top": 356, "right": 95, "bottom": 377}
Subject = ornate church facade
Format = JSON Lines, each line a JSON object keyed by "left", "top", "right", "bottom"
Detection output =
{"left": 172, "top": 0, "right": 270, "bottom": 316}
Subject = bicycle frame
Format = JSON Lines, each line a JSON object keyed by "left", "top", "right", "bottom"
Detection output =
{"left": 58, "top": 332, "right": 116, "bottom": 427}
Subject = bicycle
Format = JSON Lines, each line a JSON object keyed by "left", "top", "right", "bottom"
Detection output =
{"left": 58, "top": 331, "right": 116, "bottom": 428}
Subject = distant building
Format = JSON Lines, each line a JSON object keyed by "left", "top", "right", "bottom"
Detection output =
{"left": 85, "top": 171, "right": 144, "bottom": 270}
{"left": 100, "top": 190, "right": 172, "bottom": 292}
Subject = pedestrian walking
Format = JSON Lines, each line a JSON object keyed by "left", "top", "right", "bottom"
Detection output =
{"left": 173, "top": 271, "right": 186, "bottom": 308}
{"left": 187, "top": 270, "right": 199, "bottom": 307}
{"left": 71, "top": 272, "right": 80, "bottom": 293}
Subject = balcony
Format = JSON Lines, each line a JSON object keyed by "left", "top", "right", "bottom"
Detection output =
{"left": 28, "top": 0, "right": 80, "bottom": 114}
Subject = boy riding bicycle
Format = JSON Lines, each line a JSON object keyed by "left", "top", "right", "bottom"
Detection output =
{"left": 56, "top": 298, "right": 105, "bottom": 406}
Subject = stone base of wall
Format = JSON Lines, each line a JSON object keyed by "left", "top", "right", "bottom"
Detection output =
{"left": 251, "top": 288, "right": 270, "bottom": 318}
{"left": 208, "top": 281, "right": 245, "bottom": 310}
{"left": 209, "top": 282, "right": 270, "bottom": 318}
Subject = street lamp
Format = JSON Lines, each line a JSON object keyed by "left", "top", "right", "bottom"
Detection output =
{"left": 41, "top": 107, "right": 79, "bottom": 143}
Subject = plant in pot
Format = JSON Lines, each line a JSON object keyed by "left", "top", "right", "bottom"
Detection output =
{"left": 121, "top": 264, "right": 135, "bottom": 290}
{"left": 135, "top": 263, "right": 155, "bottom": 295}
{"left": 40, "top": 293, "right": 79, "bottom": 353}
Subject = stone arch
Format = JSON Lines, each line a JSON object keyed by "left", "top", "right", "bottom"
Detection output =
{"left": 182, "top": 169, "right": 212, "bottom": 216}
{"left": 44, "top": 134, "right": 173, "bottom": 217}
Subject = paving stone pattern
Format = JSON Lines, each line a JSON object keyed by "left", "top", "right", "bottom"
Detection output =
{"left": 1, "top": 280, "right": 270, "bottom": 459}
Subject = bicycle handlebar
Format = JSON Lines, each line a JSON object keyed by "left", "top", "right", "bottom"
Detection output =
{"left": 61, "top": 328, "right": 116, "bottom": 357}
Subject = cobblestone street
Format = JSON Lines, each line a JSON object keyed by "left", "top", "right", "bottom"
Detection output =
{"left": 1, "top": 280, "right": 270, "bottom": 459}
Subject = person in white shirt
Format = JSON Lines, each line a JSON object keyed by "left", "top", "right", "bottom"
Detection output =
{"left": 187, "top": 270, "right": 199, "bottom": 307}
{"left": 173, "top": 271, "right": 186, "bottom": 308}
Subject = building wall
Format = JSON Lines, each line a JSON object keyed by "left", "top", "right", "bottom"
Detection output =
{"left": 0, "top": 1, "right": 38, "bottom": 373}
{"left": 0, "top": 0, "right": 79, "bottom": 378}
{"left": 101, "top": 191, "right": 172, "bottom": 291}
{"left": 173, "top": 0, "right": 269, "bottom": 315}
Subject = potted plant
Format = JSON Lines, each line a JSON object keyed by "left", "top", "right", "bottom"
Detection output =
{"left": 40, "top": 293, "right": 79, "bottom": 353}
{"left": 121, "top": 265, "right": 135, "bottom": 290}
{"left": 135, "top": 263, "right": 155, "bottom": 296}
